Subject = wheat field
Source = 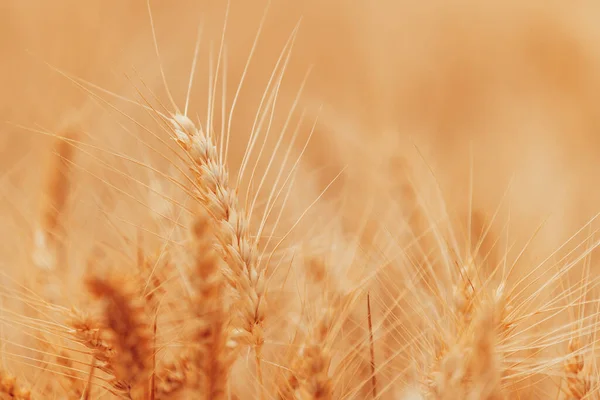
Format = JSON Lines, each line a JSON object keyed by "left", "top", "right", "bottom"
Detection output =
{"left": 3, "top": 0, "right": 600, "bottom": 399}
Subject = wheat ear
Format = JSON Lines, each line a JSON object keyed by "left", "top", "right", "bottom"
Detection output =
{"left": 33, "top": 132, "right": 76, "bottom": 272}
{"left": 187, "top": 213, "right": 237, "bottom": 399}
{"left": 169, "top": 114, "right": 267, "bottom": 384}
{"left": 86, "top": 273, "right": 153, "bottom": 398}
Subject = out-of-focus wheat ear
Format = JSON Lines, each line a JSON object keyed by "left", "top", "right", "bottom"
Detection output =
{"left": 429, "top": 343, "right": 468, "bottom": 399}
{"left": 298, "top": 344, "right": 333, "bottom": 400}
{"left": 85, "top": 273, "right": 153, "bottom": 398}
{"left": 32, "top": 131, "right": 77, "bottom": 273}
{"left": 419, "top": 242, "right": 513, "bottom": 399}
{"left": 301, "top": 246, "right": 372, "bottom": 399}
{"left": 154, "top": 353, "right": 193, "bottom": 399}
{"left": 56, "top": 351, "right": 84, "bottom": 399}
{"left": 0, "top": 369, "right": 32, "bottom": 400}
{"left": 168, "top": 112, "right": 267, "bottom": 389}
{"left": 293, "top": 253, "right": 360, "bottom": 400}
{"left": 186, "top": 212, "right": 237, "bottom": 400}
{"left": 453, "top": 210, "right": 504, "bottom": 330}
{"left": 69, "top": 308, "right": 115, "bottom": 373}
{"left": 273, "top": 306, "right": 307, "bottom": 400}
{"left": 55, "top": 350, "right": 96, "bottom": 400}
{"left": 563, "top": 338, "right": 592, "bottom": 399}
{"left": 292, "top": 304, "right": 335, "bottom": 400}
{"left": 274, "top": 347, "right": 302, "bottom": 400}
{"left": 296, "top": 292, "right": 355, "bottom": 400}
{"left": 467, "top": 308, "right": 505, "bottom": 400}
{"left": 276, "top": 294, "right": 342, "bottom": 399}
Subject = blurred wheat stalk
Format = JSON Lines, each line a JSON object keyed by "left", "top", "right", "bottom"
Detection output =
{"left": 3, "top": 1, "right": 600, "bottom": 399}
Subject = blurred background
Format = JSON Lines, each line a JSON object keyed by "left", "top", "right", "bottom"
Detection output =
{"left": 3, "top": 0, "right": 600, "bottom": 265}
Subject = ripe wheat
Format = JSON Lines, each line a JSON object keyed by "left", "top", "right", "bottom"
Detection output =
{"left": 3, "top": 1, "right": 600, "bottom": 399}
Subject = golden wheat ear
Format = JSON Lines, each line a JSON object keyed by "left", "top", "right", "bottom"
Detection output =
{"left": 185, "top": 212, "right": 236, "bottom": 400}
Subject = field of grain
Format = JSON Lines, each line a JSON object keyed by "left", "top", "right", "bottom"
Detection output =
{"left": 3, "top": 1, "right": 600, "bottom": 399}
